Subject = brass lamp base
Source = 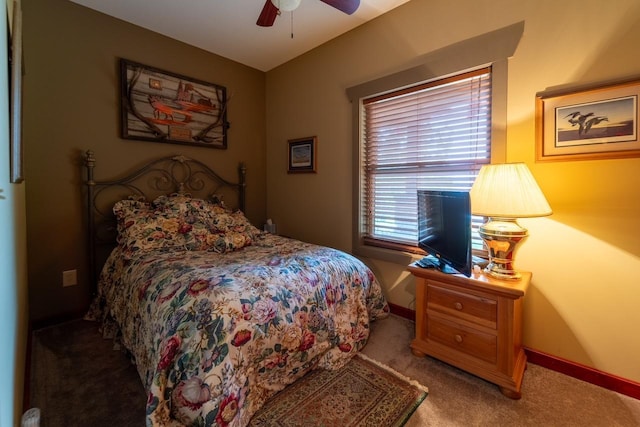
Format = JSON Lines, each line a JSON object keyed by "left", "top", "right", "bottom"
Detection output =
{"left": 479, "top": 218, "right": 528, "bottom": 280}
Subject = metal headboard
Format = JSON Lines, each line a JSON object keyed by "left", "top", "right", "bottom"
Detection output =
{"left": 84, "top": 149, "right": 247, "bottom": 293}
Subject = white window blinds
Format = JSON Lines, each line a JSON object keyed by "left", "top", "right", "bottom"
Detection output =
{"left": 362, "top": 68, "right": 491, "bottom": 252}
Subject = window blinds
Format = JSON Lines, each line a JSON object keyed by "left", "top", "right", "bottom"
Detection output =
{"left": 362, "top": 68, "right": 491, "bottom": 250}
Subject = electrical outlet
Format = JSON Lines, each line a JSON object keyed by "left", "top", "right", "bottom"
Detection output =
{"left": 62, "top": 269, "right": 77, "bottom": 287}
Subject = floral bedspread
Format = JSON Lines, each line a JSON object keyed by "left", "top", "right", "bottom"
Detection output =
{"left": 88, "top": 233, "right": 389, "bottom": 427}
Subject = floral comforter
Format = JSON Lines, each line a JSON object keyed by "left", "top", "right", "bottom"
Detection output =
{"left": 88, "top": 233, "right": 388, "bottom": 427}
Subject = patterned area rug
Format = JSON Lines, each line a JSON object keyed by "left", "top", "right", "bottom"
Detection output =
{"left": 249, "top": 354, "right": 428, "bottom": 427}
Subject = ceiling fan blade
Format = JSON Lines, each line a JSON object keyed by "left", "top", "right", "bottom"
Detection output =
{"left": 320, "top": 0, "right": 360, "bottom": 15}
{"left": 257, "top": 0, "right": 279, "bottom": 27}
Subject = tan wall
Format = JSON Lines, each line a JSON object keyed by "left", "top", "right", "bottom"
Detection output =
{"left": 266, "top": 0, "right": 640, "bottom": 382}
{"left": 23, "top": 0, "right": 267, "bottom": 323}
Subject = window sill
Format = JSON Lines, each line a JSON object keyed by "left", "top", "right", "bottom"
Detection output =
{"left": 353, "top": 242, "right": 418, "bottom": 266}
{"left": 353, "top": 239, "right": 488, "bottom": 268}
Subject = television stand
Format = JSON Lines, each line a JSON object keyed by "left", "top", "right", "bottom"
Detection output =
{"left": 408, "top": 262, "right": 530, "bottom": 398}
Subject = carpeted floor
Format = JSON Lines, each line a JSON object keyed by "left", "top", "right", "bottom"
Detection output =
{"left": 361, "top": 315, "right": 640, "bottom": 427}
{"left": 29, "top": 314, "right": 640, "bottom": 426}
{"left": 29, "top": 319, "right": 145, "bottom": 426}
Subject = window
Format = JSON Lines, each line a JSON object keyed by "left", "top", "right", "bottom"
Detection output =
{"left": 360, "top": 68, "right": 492, "bottom": 254}
{"left": 347, "top": 23, "right": 524, "bottom": 262}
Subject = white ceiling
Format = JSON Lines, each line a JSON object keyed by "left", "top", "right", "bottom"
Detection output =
{"left": 69, "top": 0, "right": 410, "bottom": 72}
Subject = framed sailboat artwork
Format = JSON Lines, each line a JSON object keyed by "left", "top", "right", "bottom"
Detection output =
{"left": 120, "top": 59, "right": 229, "bottom": 149}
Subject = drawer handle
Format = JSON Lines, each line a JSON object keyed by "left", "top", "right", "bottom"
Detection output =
{"left": 455, "top": 334, "right": 463, "bottom": 343}
{"left": 454, "top": 302, "right": 463, "bottom": 310}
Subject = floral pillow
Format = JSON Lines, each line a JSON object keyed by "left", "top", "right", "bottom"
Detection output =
{"left": 152, "top": 194, "right": 230, "bottom": 218}
{"left": 113, "top": 198, "right": 154, "bottom": 243}
{"left": 114, "top": 199, "right": 183, "bottom": 253}
{"left": 152, "top": 193, "right": 261, "bottom": 238}
{"left": 205, "top": 231, "right": 255, "bottom": 254}
{"left": 208, "top": 210, "right": 262, "bottom": 239}
{"left": 113, "top": 195, "right": 260, "bottom": 255}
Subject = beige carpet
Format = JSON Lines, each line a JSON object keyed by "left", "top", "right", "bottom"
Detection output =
{"left": 29, "top": 315, "right": 640, "bottom": 426}
{"left": 364, "top": 315, "right": 640, "bottom": 426}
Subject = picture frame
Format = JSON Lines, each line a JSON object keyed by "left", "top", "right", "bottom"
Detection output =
{"left": 536, "top": 78, "right": 640, "bottom": 162}
{"left": 120, "top": 59, "right": 229, "bottom": 149}
{"left": 287, "top": 136, "right": 317, "bottom": 173}
{"left": 9, "top": 0, "right": 23, "bottom": 183}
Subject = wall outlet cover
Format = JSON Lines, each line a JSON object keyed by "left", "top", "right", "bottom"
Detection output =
{"left": 62, "top": 269, "right": 77, "bottom": 287}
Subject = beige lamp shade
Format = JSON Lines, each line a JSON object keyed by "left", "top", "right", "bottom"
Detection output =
{"left": 470, "top": 163, "right": 552, "bottom": 218}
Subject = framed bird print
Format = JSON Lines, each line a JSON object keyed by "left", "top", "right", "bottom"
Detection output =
{"left": 120, "top": 59, "right": 229, "bottom": 149}
{"left": 536, "top": 77, "right": 640, "bottom": 161}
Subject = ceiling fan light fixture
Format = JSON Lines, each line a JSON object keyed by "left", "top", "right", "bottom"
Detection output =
{"left": 270, "top": 0, "right": 302, "bottom": 12}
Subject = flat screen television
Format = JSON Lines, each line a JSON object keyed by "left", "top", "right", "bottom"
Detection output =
{"left": 416, "top": 190, "right": 472, "bottom": 277}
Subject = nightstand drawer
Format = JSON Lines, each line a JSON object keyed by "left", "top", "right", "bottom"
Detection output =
{"left": 427, "top": 283, "right": 497, "bottom": 329}
{"left": 427, "top": 317, "right": 497, "bottom": 364}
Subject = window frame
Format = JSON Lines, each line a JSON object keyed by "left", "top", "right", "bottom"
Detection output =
{"left": 361, "top": 67, "right": 492, "bottom": 255}
{"left": 346, "top": 22, "right": 524, "bottom": 263}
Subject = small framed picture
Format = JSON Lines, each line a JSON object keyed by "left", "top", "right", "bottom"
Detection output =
{"left": 288, "top": 136, "right": 317, "bottom": 173}
{"left": 536, "top": 78, "right": 640, "bottom": 162}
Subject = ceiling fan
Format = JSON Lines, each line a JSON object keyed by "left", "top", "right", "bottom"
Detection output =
{"left": 257, "top": 0, "right": 360, "bottom": 27}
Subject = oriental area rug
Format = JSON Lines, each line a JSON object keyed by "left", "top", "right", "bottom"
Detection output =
{"left": 249, "top": 354, "right": 428, "bottom": 427}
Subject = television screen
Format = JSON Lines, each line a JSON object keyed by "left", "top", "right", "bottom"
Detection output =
{"left": 417, "top": 190, "right": 472, "bottom": 277}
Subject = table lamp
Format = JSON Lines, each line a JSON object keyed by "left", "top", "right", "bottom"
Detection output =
{"left": 470, "top": 163, "right": 552, "bottom": 280}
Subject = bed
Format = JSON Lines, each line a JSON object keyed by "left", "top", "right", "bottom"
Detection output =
{"left": 82, "top": 150, "right": 389, "bottom": 427}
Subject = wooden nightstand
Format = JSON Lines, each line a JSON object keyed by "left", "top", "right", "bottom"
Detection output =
{"left": 408, "top": 263, "right": 530, "bottom": 399}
